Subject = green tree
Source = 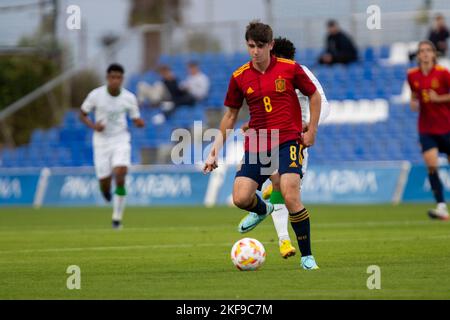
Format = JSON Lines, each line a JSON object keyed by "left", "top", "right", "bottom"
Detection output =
{"left": 0, "top": 54, "right": 62, "bottom": 146}
{"left": 0, "top": 0, "right": 65, "bottom": 148}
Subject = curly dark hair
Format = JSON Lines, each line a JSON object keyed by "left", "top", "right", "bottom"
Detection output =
{"left": 271, "top": 37, "right": 296, "bottom": 60}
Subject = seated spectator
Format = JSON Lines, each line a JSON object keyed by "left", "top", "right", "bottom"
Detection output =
{"left": 180, "top": 61, "right": 210, "bottom": 102}
{"left": 428, "top": 14, "right": 449, "bottom": 57}
{"left": 138, "top": 63, "right": 210, "bottom": 125}
{"left": 318, "top": 20, "right": 358, "bottom": 65}
{"left": 137, "top": 65, "right": 190, "bottom": 125}
{"left": 138, "top": 64, "right": 192, "bottom": 104}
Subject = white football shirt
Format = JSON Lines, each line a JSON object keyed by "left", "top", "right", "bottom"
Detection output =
{"left": 297, "top": 65, "right": 330, "bottom": 125}
{"left": 81, "top": 85, "right": 140, "bottom": 146}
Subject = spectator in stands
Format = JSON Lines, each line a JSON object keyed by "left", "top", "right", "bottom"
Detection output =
{"left": 428, "top": 14, "right": 449, "bottom": 57}
{"left": 318, "top": 20, "right": 358, "bottom": 65}
{"left": 139, "top": 64, "right": 209, "bottom": 125}
{"left": 180, "top": 61, "right": 210, "bottom": 102}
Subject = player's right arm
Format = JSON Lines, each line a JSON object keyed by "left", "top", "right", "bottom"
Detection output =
{"left": 79, "top": 112, "right": 105, "bottom": 132}
{"left": 203, "top": 107, "right": 240, "bottom": 173}
{"left": 407, "top": 71, "right": 420, "bottom": 112}
{"left": 203, "top": 74, "right": 244, "bottom": 174}
{"left": 79, "top": 90, "right": 104, "bottom": 132}
{"left": 410, "top": 92, "right": 420, "bottom": 112}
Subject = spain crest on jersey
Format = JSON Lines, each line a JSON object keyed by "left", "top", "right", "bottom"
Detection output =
{"left": 275, "top": 78, "right": 286, "bottom": 92}
{"left": 431, "top": 78, "right": 440, "bottom": 90}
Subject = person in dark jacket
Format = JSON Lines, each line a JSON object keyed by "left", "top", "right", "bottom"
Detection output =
{"left": 318, "top": 20, "right": 358, "bottom": 65}
{"left": 428, "top": 14, "right": 449, "bottom": 57}
{"left": 150, "top": 65, "right": 196, "bottom": 125}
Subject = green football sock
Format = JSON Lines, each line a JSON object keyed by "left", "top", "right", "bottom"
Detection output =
{"left": 115, "top": 186, "right": 127, "bottom": 196}
{"left": 270, "top": 190, "right": 285, "bottom": 204}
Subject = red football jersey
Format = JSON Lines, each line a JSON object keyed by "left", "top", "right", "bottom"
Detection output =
{"left": 407, "top": 65, "right": 450, "bottom": 135}
{"left": 224, "top": 56, "right": 317, "bottom": 152}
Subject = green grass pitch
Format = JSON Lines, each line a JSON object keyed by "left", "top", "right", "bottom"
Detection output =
{"left": 0, "top": 204, "right": 449, "bottom": 299}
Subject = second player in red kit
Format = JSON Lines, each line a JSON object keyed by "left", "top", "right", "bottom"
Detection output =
{"left": 407, "top": 40, "right": 450, "bottom": 220}
{"left": 203, "top": 21, "right": 322, "bottom": 270}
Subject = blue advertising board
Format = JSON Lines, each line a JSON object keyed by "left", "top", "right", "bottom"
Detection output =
{"left": 0, "top": 169, "right": 41, "bottom": 206}
{"left": 2, "top": 162, "right": 446, "bottom": 206}
{"left": 301, "top": 164, "right": 403, "bottom": 203}
{"left": 42, "top": 166, "right": 210, "bottom": 206}
{"left": 216, "top": 162, "right": 405, "bottom": 204}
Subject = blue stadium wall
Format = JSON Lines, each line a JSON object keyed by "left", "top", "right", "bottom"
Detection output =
{"left": 1, "top": 163, "right": 449, "bottom": 206}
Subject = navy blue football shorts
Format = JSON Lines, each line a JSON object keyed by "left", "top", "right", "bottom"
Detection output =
{"left": 419, "top": 132, "right": 450, "bottom": 154}
{"left": 235, "top": 140, "right": 305, "bottom": 190}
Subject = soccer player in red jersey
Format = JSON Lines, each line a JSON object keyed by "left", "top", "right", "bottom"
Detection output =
{"left": 203, "top": 21, "right": 322, "bottom": 269}
{"left": 407, "top": 40, "right": 450, "bottom": 220}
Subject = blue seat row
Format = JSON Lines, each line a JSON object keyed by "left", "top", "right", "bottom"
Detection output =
{"left": 0, "top": 46, "right": 426, "bottom": 168}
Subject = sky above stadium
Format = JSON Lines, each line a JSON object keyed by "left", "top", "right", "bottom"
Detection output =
{"left": 1, "top": 0, "right": 449, "bottom": 47}
{"left": 0, "top": 0, "right": 449, "bottom": 75}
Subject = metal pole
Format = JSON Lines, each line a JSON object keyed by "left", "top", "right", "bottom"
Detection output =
{"left": 265, "top": 0, "right": 273, "bottom": 26}
{"left": 207, "top": 0, "right": 214, "bottom": 23}
{"left": 350, "top": 0, "right": 357, "bottom": 44}
{"left": 52, "top": 0, "right": 58, "bottom": 47}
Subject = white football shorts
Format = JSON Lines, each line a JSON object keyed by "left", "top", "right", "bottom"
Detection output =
{"left": 93, "top": 142, "right": 131, "bottom": 179}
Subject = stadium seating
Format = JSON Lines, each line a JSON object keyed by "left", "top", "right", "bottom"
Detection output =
{"left": 0, "top": 46, "right": 424, "bottom": 168}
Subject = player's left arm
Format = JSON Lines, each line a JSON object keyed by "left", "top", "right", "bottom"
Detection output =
{"left": 241, "top": 121, "right": 249, "bottom": 132}
{"left": 133, "top": 118, "right": 145, "bottom": 128}
{"left": 293, "top": 64, "right": 321, "bottom": 146}
{"left": 429, "top": 90, "right": 450, "bottom": 103}
{"left": 128, "top": 94, "right": 145, "bottom": 128}
{"left": 304, "top": 91, "right": 321, "bottom": 146}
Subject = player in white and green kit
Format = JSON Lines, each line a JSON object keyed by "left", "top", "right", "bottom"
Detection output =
{"left": 242, "top": 38, "right": 330, "bottom": 260}
{"left": 80, "top": 63, "right": 145, "bottom": 229}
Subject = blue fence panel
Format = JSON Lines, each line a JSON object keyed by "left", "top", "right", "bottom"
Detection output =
{"left": 0, "top": 170, "right": 41, "bottom": 206}
{"left": 402, "top": 165, "right": 450, "bottom": 202}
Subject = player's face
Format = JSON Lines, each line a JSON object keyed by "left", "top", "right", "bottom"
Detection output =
{"left": 106, "top": 71, "right": 123, "bottom": 91}
{"left": 247, "top": 39, "right": 274, "bottom": 64}
{"left": 418, "top": 44, "right": 436, "bottom": 65}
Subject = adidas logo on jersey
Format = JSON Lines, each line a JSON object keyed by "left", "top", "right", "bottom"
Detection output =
{"left": 247, "top": 87, "right": 254, "bottom": 95}
{"left": 289, "top": 162, "right": 298, "bottom": 168}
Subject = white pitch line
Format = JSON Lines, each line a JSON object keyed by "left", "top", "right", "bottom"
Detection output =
{"left": 0, "top": 234, "right": 449, "bottom": 255}
{"left": 0, "top": 219, "right": 441, "bottom": 235}
{"left": 0, "top": 242, "right": 232, "bottom": 255}
{"left": 314, "top": 220, "right": 435, "bottom": 228}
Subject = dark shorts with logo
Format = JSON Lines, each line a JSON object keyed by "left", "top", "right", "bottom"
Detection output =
{"left": 235, "top": 140, "right": 304, "bottom": 190}
{"left": 419, "top": 132, "right": 450, "bottom": 154}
